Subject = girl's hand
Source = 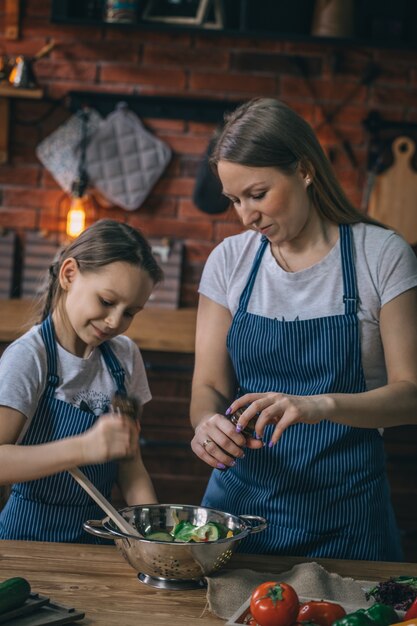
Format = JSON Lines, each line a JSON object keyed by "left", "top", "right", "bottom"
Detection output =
{"left": 191, "top": 412, "right": 263, "bottom": 470}
{"left": 80, "top": 411, "right": 140, "bottom": 465}
{"left": 228, "top": 392, "right": 331, "bottom": 446}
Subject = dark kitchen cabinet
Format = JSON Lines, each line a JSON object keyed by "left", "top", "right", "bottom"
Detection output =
{"left": 383, "top": 425, "right": 417, "bottom": 562}
{"left": 50, "top": 0, "right": 417, "bottom": 49}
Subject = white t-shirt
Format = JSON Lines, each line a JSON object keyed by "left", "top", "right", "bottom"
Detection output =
{"left": 0, "top": 326, "right": 151, "bottom": 425}
{"left": 199, "top": 223, "right": 417, "bottom": 391}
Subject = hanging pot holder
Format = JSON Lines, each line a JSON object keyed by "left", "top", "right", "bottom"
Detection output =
{"left": 85, "top": 103, "right": 172, "bottom": 211}
{"left": 36, "top": 108, "right": 103, "bottom": 193}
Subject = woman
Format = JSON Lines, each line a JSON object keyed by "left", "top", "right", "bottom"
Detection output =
{"left": 190, "top": 98, "right": 417, "bottom": 560}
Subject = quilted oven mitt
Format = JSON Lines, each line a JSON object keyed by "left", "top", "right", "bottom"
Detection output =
{"left": 36, "top": 108, "right": 103, "bottom": 193}
{"left": 85, "top": 103, "right": 172, "bottom": 211}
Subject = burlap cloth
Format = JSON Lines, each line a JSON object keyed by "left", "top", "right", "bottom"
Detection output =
{"left": 206, "top": 561, "right": 373, "bottom": 619}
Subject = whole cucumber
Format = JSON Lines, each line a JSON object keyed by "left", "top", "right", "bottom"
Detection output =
{"left": 0, "top": 577, "right": 31, "bottom": 614}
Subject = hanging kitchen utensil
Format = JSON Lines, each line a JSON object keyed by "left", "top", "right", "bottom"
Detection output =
{"left": 368, "top": 135, "right": 417, "bottom": 244}
{"left": 193, "top": 134, "right": 230, "bottom": 214}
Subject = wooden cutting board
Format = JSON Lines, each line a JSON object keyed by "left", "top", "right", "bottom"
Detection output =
{"left": 368, "top": 135, "right": 417, "bottom": 244}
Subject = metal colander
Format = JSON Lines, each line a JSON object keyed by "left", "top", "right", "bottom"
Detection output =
{"left": 83, "top": 503, "right": 267, "bottom": 590}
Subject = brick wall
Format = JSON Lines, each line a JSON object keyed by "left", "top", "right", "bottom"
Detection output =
{"left": 1, "top": 0, "right": 417, "bottom": 306}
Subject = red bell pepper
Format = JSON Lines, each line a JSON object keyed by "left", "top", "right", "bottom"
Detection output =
{"left": 405, "top": 597, "right": 417, "bottom": 621}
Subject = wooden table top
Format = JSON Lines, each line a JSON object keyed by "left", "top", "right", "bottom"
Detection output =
{"left": 0, "top": 299, "right": 197, "bottom": 353}
{"left": 0, "top": 540, "right": 416, "bottom": 626}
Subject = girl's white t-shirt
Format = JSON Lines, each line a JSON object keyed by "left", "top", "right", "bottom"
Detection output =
{"left": 198, "top": 223, "right": 417, "bottom": 391}
{"left": 0, "top": 328, "right": 151, "bottom": 422}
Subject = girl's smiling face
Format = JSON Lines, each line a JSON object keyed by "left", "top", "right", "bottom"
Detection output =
{"left": 54, "top": 260, "right": 154, "bottom": 358}
{"left": 217, "top": 160, "right": 313, "bottom": 245}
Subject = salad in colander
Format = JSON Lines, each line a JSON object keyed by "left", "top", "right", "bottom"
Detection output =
{"left": 145, "top": 511, "right": 236, "bottom": 543}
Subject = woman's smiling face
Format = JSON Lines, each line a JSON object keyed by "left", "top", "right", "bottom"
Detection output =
{"left": 217, "top": 160, "right": 313, "bottom": 245}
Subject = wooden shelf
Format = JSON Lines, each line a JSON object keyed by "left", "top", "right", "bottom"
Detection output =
{"left": 50, "top": 0, "right": 417, "bottom": 51}
{"left": 0, "top": 84, "right": 43, "bottom": 99}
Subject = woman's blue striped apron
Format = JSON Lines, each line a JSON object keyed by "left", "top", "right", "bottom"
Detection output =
{"left": 202, "top": 224, "right": 403, "bottom": 560}
{"left": 0, "top": 315, "right": 126, "bottom": 543}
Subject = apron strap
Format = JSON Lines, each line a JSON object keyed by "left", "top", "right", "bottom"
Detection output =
{"left": 237, "top": 235, "right": 269, "bottom": 313}
{"left": 237, "top": 227, "right": 358, "bottom": 315}
{"left": 99, "top": 341, "right": 127, "bottom": 394}
{"left": 40, "top": 315, "right": 127, "bottom": 398}
{"left": 339, "top": 224, "right": 359, "bottom": 314}
{"left": 40, "top": 316, "right": 60, "bottom": 398}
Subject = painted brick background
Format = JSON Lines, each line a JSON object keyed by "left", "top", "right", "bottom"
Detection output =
{"left": 0, "top": 0, "right": 417, "bottom": 305}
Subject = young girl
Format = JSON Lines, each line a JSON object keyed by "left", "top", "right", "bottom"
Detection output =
{"left": 0, "top": 219, "right": 162, "bottom": 543}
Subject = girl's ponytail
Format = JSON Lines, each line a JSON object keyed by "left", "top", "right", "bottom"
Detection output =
{"left": 41, "top": 261, "right": 60, "bottom": 321}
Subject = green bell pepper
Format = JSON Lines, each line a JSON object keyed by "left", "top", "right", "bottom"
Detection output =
{"left": 364, "top": 603, "right": 398, "bottom": 625}
{"left": 332, "top": 610, "right": 373, "bottom": 626}
{"left": 332, "top": 603, "right": 398, "bottom": 626}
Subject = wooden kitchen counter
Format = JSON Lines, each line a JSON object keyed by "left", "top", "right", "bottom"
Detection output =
{"left": 0, "top": 299, "right": 197, "bottom": 353}
{"left": 0, "top": 541, "right": 416, "bottom": 626}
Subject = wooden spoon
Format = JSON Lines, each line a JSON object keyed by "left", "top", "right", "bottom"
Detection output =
{"left": 68, "top": 467, "right": 142, "bottom": 537}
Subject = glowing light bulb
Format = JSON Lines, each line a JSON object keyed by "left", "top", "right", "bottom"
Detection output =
{"left": 66, "top": 196, "right": 86, "bottom": 238}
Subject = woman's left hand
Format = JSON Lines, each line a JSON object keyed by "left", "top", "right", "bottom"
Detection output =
{"left": 228, "top": 392, "right": 332, "bottom": 446}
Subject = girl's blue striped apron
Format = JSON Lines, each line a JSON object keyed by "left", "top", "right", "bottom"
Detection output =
{"left": 0, "top": 315, "right": 126, "bottom": 543}
{"left": 202, "top": 224, "right": 403, "bottom": 560}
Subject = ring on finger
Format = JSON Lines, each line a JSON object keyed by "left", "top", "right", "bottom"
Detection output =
{"left": 202, "top": 438, "right": 213, "bottom": 450}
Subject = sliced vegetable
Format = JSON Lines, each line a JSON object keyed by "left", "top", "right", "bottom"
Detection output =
{"left": 296, "top": 599, "right": 346, "bottom": 626}
{"left": 390, "top": 621, "right": 417, "bottom": 626}
{"left": 250, "top": 581, "right": 299, "bottom": 626}
{"left": 145, "top": 519, "right": 237, "bottom": 543}
{"left": 171, "top": 520, "right": 189, "bottom": 537}
{"left": 173, "top": 522, "right": 198, "bottom": 542}
{"left": 191, "top": 523, "right": 220, "bottom": 542}
{"left": 0, "top": 577, "right": 31, "bottom": 615}
{"left": 207, "top": 521, "right": 233, "bottom": 539}
{"left": 145, "top": 531, "right": 174, "bottom": 542}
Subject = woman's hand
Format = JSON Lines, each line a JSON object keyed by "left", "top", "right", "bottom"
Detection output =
{"left": 228, "top": 392, "right": 332, "bottom": 446}
{"left": 191, "top": 412, "right": 263, "bottom": 469}
{"left": 80, "top": 411, "right": 140, "bottom": 465}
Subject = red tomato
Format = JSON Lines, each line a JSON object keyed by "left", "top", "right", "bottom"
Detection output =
{"left": 296, "top": 600, "right": 346, "bottom": 626}
{"left": 250, "top": 581, "right": 299, "bottom": 626}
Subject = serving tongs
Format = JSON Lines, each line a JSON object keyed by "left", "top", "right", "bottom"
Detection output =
{"left": 68, "top": 393, "right": 143, "bottom": 538}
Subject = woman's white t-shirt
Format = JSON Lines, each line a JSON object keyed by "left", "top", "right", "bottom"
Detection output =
{"left": 198, "top": 223, "right": 417, "bottom": 391}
